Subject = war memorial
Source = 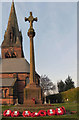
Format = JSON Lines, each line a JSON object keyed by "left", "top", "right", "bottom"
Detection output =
{"left": 0, "top": 1, "right": 78, "bottom": 119}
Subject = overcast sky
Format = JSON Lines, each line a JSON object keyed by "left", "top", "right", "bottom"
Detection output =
{"left": 0, "top": 2, "right": 77, "bottom": 87}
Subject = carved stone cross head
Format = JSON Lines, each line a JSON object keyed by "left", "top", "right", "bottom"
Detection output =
{"left": 25, "top": 12, "right": 37, "bottom": 28}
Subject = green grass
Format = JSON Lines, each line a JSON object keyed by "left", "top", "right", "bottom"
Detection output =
{"left": 52, "top": 102, "right": 77, "bottom": 112}
{"left": 1, "top": 102, "right": 79, "bottom": 120}
{"left": 61, "top": 87, "right": 79, "bottom": 102}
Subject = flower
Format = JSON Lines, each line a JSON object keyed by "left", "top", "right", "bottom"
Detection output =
{"left": 22, "top": 110, "right": 31, "bottom": 117}
{"left": 31, "top": 112, "right": 39, "bottom": 117}
{"left": 32, "top": 98, "right": 35, "bottom": 101}
{"left": 38, "top": 110, "right": 47, "bottom": 117}
{"left": 11, "top": 111, "right": 20, "bottom": 117}
{"left": 47, "top": 109, "right": 55, "bottom": 116}
{"left": 3, "top": 110, "right": 12, "bottom": 117}
{"left": 55, "top": 107, "right": 64, "bottom": 115}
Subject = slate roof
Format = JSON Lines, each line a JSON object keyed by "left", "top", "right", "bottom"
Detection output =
{"left": 0, "top": 78, "right": 16, "bottom": 87}
{"left": 0, "top": 58, "right": 30, "bottom": 73}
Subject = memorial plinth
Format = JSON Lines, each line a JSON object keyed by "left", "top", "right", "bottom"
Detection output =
{"left": 24, "top": 12, "right": 42, "bottom": 105}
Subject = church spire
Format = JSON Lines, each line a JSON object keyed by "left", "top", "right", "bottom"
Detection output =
{"left": 2, "top": 2, "right": 21, "bottom": 47}
{"left": 7, "top": 1, "right": 19, "bottom": 34}
{"left": 1, "top": 2, "right": 24, "bottom": 58}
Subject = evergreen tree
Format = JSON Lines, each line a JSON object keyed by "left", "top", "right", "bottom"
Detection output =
{"left": 65, "top": 75, "right": 75, "bottom": 91}
{"left": 57, "top": 80, "right": 65, "bottom": 93}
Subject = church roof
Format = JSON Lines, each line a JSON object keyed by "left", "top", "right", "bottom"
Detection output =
{"left": 0, "top": 78, "right": 16, "bottom": 87}
{"left": 0, "top": 58, "right": 30, "bottom": 73}
{"left": 7, "top": 2, "right": 18, "bottom": 30}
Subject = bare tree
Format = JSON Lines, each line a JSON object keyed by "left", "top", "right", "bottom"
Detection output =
{"left": 40, "top": 75, "right": 56, "bottom": 95}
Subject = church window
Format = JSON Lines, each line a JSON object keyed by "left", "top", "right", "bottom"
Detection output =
{"left": 10, "top": 32, "right": 11, "bottom": 40}
{"left": 12, "top": 52, "right": 16, "bottom": 58}
{"left": 10, "top": 32, "right": 13, "bottom": 42}
{"left": 25, "top": 77, "right": 30, "bottom": 86}
{"left": 5, "top": 89, "right": 8, "bottom": 98}
{"left": 5, "top": 52, "right": 10, "bottom": 58}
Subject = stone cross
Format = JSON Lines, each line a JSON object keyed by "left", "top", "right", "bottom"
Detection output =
{"left": 25, "top": 12, "right": 37, "bottom": 28}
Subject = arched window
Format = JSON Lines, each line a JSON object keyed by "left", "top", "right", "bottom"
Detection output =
{"left": 10, "top": 32, "right": 13, "bottom": 43}
{"left": 10, "top": 32, "right": 11, "bottom": 40}
{"left": 25, "top": 77, "right": 30, "bottom": 86}
{"left": 5, "top": 52, "right": 10, "bottom": 58}
{"left": 12, "top": 52, "right": 16, "bottom": 58}
{"left": 5, "top": 89, "right": 8, "bottom": 98}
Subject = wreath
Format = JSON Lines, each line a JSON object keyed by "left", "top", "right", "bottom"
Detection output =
{"left": 3, "top": 110, "right": 12, "bottom": 117}
{"left": 47, "top": 109, "right": 55, "bottom": 116}
{"left": 3, "top": 106, "right": 66, "bottom": 117}
{"left": 11, "top": 111, "right": 20, "bottom": 117}
{"left": 55, "top": 107, "right": 64, "bottom": 115}
{"left": 38, "top": 110, "right": 47, "bottom": 117}
{"left": 62, "top": 106, "right": 66, "bottom": 114}
{"left": 22, "top": 110, "right": 31, "bottom": 117}
{"left": 31, "top": 112, "right": 39, "bottom": 117}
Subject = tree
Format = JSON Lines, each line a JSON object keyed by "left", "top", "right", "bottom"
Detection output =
{"left": 40, "top": 75, "right": 56, "bottom": 95}
{"left": 57, "top": 80, "right": 65, "bottom": 93}
{"left": 65, "top": 75, "right": 75, "bottom": 91}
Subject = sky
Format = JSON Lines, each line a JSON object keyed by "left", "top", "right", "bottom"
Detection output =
{"left": 0, "top": 1, "right": 77, "bottom": 87}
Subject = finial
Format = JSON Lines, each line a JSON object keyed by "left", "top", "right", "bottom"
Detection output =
{"left": 30, "top": 12, "right": 32, "bottom": 16}
{"left": 25, "top": 12, "right": 37, "bottom": 28}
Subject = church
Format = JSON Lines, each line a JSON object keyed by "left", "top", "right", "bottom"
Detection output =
{"left": 0, "top": 2, "right": 42, "bottom": 105}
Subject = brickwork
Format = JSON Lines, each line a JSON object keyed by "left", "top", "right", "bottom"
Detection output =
{"left": 2, "top": 46, "right": 23, "bottom": 59}
{"left": 0, "top": 87, "right": 14, "bottom": 104}
{"left": 0, "top": 98, "right": 13, "bottom": 105}
{"left": 1, "top": 74, "right": 14, "bottom": 78}
{"left": 0, "top": 72, "right": 40, "bottom": 105}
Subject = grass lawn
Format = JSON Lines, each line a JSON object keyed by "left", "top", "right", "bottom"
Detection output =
{"left": 1, "top": 102, "right": 79, "bottom": 120}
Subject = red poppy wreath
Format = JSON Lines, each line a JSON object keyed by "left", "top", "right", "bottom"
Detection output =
{"left": 62, "top": 106, "right": 66, "bottom": 114}
{"left": 55, "top": 107, "right": 64, "bottom": 115}
{"left": 11, "top": 111, "right": 20, "bottom": 117}
{"left": 47, "top": 109, "right": 55, "bottom": 116}
{"left": 22, "top": 110, "right": 31, "bottom": 117}
{"left": 38, "top": 110, "right": 47, "bottom": 117}
{"left": 31, "top": 112, "right": 39, "bottom": 117}
{"left": 3, "top": 109, "right": 12, "bottom": 117}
